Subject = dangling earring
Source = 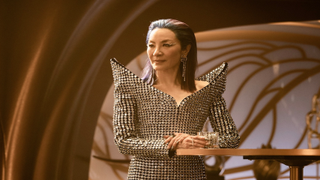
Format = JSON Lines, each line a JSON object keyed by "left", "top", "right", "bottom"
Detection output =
{"left": 180, "top": 56, "right": 187, "bottom": 81}
{"left": 152, "top": 68, "right": 157, "bottom": 84}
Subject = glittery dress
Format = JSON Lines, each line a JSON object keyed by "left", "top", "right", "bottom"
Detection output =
{"left": 110, "top": 58, "right": 240, "bottom": 179}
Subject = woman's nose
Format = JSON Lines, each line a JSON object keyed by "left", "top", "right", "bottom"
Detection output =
{"left": 153, "top": 47, "right": 163, "bottom": 56}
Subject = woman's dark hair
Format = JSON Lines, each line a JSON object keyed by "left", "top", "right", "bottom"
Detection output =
{"left": 141, "top": 19, "right": 197, "bottom": 92}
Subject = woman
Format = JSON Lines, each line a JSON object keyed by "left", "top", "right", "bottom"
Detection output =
{"left": 110, "top": 19, "right": 240, "bottom": 179}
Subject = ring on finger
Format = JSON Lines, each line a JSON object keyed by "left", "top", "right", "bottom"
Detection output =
{"left": 191, "top": 137, "right": 194, "bottom": 146}
{"left": 176, "top": 140, "right": 180, "bottom": 144}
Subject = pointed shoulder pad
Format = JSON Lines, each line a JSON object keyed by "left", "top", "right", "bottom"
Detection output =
{"left": 197, "top": 62, "right": 228, "bottom": 83}
{"left": 110, "top": 58, "right": 142, "bottom": 89}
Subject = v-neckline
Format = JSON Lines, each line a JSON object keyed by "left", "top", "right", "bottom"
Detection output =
{"left": 150, "top": 82, "right": 210, "bottom": 107}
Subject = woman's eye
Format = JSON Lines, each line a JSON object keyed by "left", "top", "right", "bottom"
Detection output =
{"left": 163, "top": 44, "right": 173, "bottom": 47}
{"left": 147, "top": 44, "right": 154, "bottom": 48}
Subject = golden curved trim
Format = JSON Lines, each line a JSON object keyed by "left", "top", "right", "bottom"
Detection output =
{"left": 271, "top": 22, "right": 320, "bottom": 29}
{"left": 306, "top": 86, "right": 320, "bottom": 148}
{"left": 224, "top": 164, "right": 252, "bottom": 174}
{"left": 198, "top": 40, "right": 276, "bottom": 50}
{"left": 240, "top": 64, "right": 320, "bottom": 147}
{"left": 196, "top": 30, "right": 320, "bottom": 48}
{"left": 93, "top": 156, "right": 130, "bottom": 163}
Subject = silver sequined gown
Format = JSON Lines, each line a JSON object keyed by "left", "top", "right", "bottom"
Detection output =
{"left": 110, "top": 58, "right": 240, "bottom": 179}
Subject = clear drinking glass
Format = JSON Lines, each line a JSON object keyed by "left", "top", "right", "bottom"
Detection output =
{"left": 197, "top": 131, "right": 207, "bottom": 137}
{"left": 207, "top": 132, "right": 219, "bottom": 149}
{"left": 197, "top": 131, "right": 208, "bottom": 149}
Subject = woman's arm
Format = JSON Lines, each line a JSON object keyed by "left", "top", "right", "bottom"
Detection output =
{"left": 113, "top": 84, "right": 170, "bottom": 158}
{"left": 209, "top": 96, "right": 240, "bottom": 148}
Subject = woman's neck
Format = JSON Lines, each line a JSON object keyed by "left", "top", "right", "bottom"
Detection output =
{"left": 155, "top": 69, "right": 181, "bottom": 87}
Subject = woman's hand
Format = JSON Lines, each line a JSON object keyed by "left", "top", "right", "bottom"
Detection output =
{"left": 164, "top": 133, "right": 188, "bottom": 150}
{"left": 164, "top": 133, "right": 207, "bottom": 150}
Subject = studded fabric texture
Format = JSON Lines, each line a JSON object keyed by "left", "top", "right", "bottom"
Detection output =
{"left": 110, "top": 58, "right": 240, "bottom": 179}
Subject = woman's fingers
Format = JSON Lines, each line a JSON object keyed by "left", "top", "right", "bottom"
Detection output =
{"left": 165, "top": 136, "right": 175, "bottom": 145}
{"left": 165, "top": 133, "right": 208, "bottom": 149}
{"left": 166, "top": 133, "right": 189, "bottom": 149}
{"left": 193, "top": 136, "right": 207, "bottom": 146}
{"left": 186, "top": 136, "right": 208, "bottom": 149}
{"left": 168, "top": 135, "right": 182, "bottom": 149}
{"left": 171, "top": 137, "right": 182, "bottom": 150}
{"left": 166, "top": 134, "right": 179, "bottom": 149}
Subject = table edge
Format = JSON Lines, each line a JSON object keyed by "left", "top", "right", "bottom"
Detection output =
{"left": 176, "top": 148, "right": 320, "bottom": 156}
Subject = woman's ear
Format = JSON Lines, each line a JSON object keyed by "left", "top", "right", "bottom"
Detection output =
{"left": 182, "top": 44, "right": 191, "bottom": 57}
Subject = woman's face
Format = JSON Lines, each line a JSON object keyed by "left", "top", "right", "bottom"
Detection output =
{"left": 147, "top": 28, "right": 186, "bottom": 73}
